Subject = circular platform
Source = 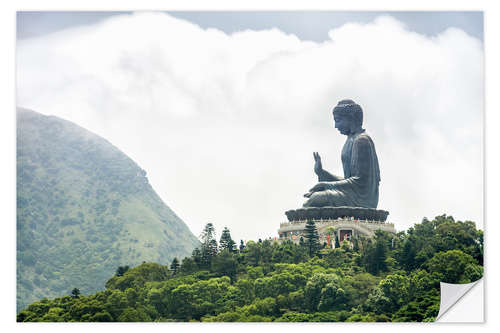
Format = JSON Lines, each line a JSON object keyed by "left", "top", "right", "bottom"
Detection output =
{"left": 285, "top": 206, "right": 389, "bottom": 222}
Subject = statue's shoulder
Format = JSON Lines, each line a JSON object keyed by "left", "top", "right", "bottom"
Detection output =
{"left": 354, "top": 130, "right": 373, "bottom": 142}
{"left": 353, "top": 131, "right": 376, "bottom": 149}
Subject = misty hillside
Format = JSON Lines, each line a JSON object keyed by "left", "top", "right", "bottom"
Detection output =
{"left": 17, "top": 107, "right": 199, "bottom": 312}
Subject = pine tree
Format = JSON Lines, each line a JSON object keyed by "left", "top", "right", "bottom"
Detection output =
{"left": 374, "top": 231, "right": 389, "bottom": 274}
{"left": 192, "top": 247, "right": 202, "bottom": 267}
{"left": 201, "top": 223, "right": 216, "bottom": 244}
{"left": 373, "top": 238, "right": 388, "bottom": 274}
{"left": 353, "top": 237, "right": 360, "bottom": 252}
{"left": 363, "top": 233, "right": 389, "bottom": 275}
{"left": 219, "top": 227, "right": 236, "bottom": 253}
{"left": 200, "top": 223, "right": 218, "bottom": 268}
{"left": 179, "top": 257, "right": 198, "bottom": 274}
{"left": 170, "top": 257, "right": 180, "bottom": 275}
{"left": 400, "top": 239, "right": 416, "bottom": 271}
{"left": 209, "top": 239, "right": 218, "bottom": 255}
{"left": 304, "top": 220, "right": 320, "bottom": 257}
{"left": 335, "top": 232, "right": 341, "bottom": 248}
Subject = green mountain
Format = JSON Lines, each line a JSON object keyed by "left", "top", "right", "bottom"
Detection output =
{"left": 17, "top": 107, "right": 199, "bottom": 312}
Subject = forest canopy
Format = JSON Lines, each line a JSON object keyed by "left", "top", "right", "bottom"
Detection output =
{"left": 17, "top": 214, "right": 483, "bottom": 322}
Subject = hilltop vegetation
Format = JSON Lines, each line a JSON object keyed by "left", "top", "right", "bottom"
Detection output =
{"left": 17, "top": 108, "right": 199, "bottom": 311}
{"left": 18, "top": 214, "right": 483, "bottom": 322}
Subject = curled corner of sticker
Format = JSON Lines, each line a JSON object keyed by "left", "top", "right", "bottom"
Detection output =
{"left": 436, "top": 278, "right": 483, "bottom": 322}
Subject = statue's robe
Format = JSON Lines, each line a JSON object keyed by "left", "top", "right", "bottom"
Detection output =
{"left": 303, "top": 129, "right": 380, "bottom": 208}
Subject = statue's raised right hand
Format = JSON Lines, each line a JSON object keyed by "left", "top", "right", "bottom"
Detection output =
{"left": 313, "top": 152, "right": 323, "bottom": 176}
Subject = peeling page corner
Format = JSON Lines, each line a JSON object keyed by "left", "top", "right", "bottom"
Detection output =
{"left": 436, "top": 278, "right": 484, "bottom": 322}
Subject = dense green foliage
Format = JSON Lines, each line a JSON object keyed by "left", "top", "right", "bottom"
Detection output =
{"left": 17, "top": 108, "right": 199, "bottom": 312}
{"left": 18, "top": 214, "right": 483, "bottom": 322}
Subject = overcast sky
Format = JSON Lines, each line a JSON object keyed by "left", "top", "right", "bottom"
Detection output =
{"left": 16, "top": 11, "right": 483, "bottom": 242}
{"left": 18, "top": 11, "right": 483, "bottom": 42}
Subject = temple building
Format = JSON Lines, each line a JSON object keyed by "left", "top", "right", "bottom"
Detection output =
{"left": 277, "top": 208, "right": 396, "bottom": 246}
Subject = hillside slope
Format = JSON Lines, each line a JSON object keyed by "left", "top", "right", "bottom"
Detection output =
{"left": 17, "top": 107, "right": 199, "bottom": 311}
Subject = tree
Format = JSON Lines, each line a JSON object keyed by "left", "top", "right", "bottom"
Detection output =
{"left": 91, "top": 311, "right": 113, "bottom": 322}
{"left": 201, "top": 223, "right": 217, "bottom": 245}
{"left": 271, "top": 240, "right": 308, "bottom": 264}
{"left": 463, "top": 263, "right": 483, "bottom": 283}
{"left": 318, "top": 282, "right": 348, "bottom": 311}
{"left": 373, "top": 237, "right": 388, "bottom": 273}
{"left": 105, "top": 263, "right": 171, "bottom": 291}
{"left": 180, "top": 257, "right": 198, "bottom": 274}
{"left": 304, "top": 220, "right": 320, "bottom": 257}
{"left": 170, "top": 257, "right": 180, "bottom": 276}
{"left": 260, "top": 239, "right": 274, "bottom": 264}
{"left": 211, "top": 250, "right": 238, "bottom": 281}
{"left": 116, "top": 265, "right": 130, "bottom": 277}
{"left": 239, "top": 240, "right": 245, "bottom": 252}
{"left": 304, "top": 273, "right": 343, "bottom": 311}
{"left": 365, "top": 274, "right": 410, "bottom": 315}
{"left": 71, "top": 288, "right": 80, "bottom": 298}
{"left": 219, "top": 227, "right": 236, "bottom": 253}
{"left": 399, "top": 239, "right": 417, "bottom": 271}
{"left": 362, "top": 231, "right": 389, "bottom": 275}
{"left": 192, "top": 247, "right": 202, "bottom": 267}
{"left": 199, "top": 223, "right": 218, "bottom": 268}
{"left": 244, "top": 241, "right": 261, "bottom": 266}
{"left": 117, "top": 307, "right": 152, "bottom": 322}
{"left": 425, "top": 249, "right": 476, "bottom": 283}
{"left": 352, "top": 237, "right": 360, "bottom": 252}
{"left": 335, "top": 232, "right": 340, "bottom": 248}
{"left": 275, "top": 312, "right": 311, "bottom": 322}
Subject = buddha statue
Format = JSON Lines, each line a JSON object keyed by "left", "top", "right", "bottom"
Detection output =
{"left": 303, "top": 99, "right": 380, "bottom": 209}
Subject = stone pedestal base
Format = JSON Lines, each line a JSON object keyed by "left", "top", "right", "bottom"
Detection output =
{"left": 279, "top": 206, "right": 394, "bottom": 244}
{"left": 285, "top": 206, "right": 389, "bottom": 222}
{"left": 278, "top": 218, "right": 396, "bottom": 244}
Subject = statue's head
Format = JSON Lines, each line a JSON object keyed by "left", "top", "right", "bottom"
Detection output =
{"left": 332, "top": 99, "right": 363, "bottom": 135}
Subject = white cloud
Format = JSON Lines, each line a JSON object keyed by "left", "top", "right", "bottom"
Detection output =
{"left": 17, "top": 12, "right": 483, "bottom": 242}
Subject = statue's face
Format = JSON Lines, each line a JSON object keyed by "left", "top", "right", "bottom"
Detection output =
{"left": 333, "top": 113, "right": 353, "bottom": 135}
